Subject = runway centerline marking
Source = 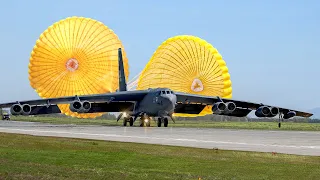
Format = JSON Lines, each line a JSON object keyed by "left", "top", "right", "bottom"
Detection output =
{"left": 0, "top": 127, "right": 319, "bottom": 150}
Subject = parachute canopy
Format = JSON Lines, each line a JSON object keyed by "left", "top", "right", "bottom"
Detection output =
{"left": 137, "top": 35, "right": 232, "bottom": 117}
{"left": 29, "top": 16, "right": 129, "bottom": 118}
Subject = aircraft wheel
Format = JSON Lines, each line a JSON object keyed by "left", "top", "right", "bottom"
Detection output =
{"left": 139, "top": 119, "right": 144, "bottom": 127}
{"left": 129, "top": 117, "right": 134, "bottom": 126}
{"left": 146, "top": 121, "right": 151, "bottom": 127}
{"left": 157, "top": 118, "right": 162, "bottom": 127}
{"left": 123, "top": 118, "right": 127, "bottom": 126}
{"left": 164, "top": 118, "right": 168, "bottom": 127}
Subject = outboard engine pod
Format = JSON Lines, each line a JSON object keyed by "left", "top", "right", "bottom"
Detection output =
{"left": 224, "top": 102, "right": 236, "bottom": 114}
{"left": 10, "top": 104, "right": 22, "bottom": 115}
{"left": 255, "top": 106, "right": 271, "bottom": 117}
{"left": 212, "top": 102, "right": 226, "bottom": 114}
{"left": 283, "top": 111, "right": 296, "bottom": 119}
{"left": 21, "top": 104, "right": 32, "bottom": 115}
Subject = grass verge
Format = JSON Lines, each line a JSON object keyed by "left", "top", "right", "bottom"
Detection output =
{"left": 0, "top": 132, "right": 319, "bottom": 180}
{"left": 8, "top": 116, "right": 320, "bottom": 131}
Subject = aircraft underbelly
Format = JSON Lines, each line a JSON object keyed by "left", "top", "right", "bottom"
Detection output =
{"left": 137, "top": 96, "right": 174, "bottom": 116}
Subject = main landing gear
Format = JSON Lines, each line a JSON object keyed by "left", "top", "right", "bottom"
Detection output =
{"left": 121, "top": 114, "right": 151, "bottom": 127}
{"left": 157, "top": 117, "right": 168, "bottom": 127}
{"left": 123, "top": 116, "right": 134, "bottom": 127}
{"left": 118, "top": 112, "right": 173, "bottom": 127}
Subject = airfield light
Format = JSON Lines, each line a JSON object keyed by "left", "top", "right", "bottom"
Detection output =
{"left": 144, "top": 119, "right": 149, "bottom": 123}
{"left": 123, "top": 112, "right": 127, "bottom": 118}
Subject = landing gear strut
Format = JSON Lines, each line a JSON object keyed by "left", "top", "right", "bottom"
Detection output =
{"left": 278, "top": 113, "right": 283, "bottom": 128}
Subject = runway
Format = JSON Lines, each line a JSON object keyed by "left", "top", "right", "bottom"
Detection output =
{"left": 0, "top": 121, "right": 319, "bottom": 156}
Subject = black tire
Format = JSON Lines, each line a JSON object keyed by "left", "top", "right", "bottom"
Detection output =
{"left": 157, "top": 118, "right": 162, "bottom": 127}
{"left": 164, "top": 118, "right": 168, "bottom": 127}
{"left": 129, "top": 117, "right": 134, "bottom": 126}
{"left": 123, "top": 118, "right": 127, "bottom": 126}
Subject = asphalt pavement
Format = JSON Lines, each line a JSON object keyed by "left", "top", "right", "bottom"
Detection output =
{"left": 0, "top": 120, "right": 319, "bottom": 156}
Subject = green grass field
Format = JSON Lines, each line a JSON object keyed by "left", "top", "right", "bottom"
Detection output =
{"left": 0, "top": 132, "right": 319, "bottom": 180}
{"left": 9, "top": 116, "right": 320, "bottom": 131}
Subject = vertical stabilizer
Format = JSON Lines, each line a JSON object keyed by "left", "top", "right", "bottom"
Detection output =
{"left": 118, "top": 48, "right": 127, "bottom": 91}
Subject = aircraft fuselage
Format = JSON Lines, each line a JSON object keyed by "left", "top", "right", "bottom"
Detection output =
{"left": 133, "top": 88, "right": 177, "bottom": 117}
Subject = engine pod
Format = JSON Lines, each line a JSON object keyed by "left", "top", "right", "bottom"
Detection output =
{"left": 212, "top": 102, "right": 226, "bottom": 114}
{"left": 10, "top": 104, "right": 22, "bottom": 115}
{"left": 255, "top": 106, "right": 271, "bottom": 117}
{"left": 21, "top": 104, "right": 32, "bottom": 115}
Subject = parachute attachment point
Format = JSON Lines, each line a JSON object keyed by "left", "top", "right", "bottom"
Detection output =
{"left": 66, "top": 58, "right": 79, "bottom": 72}
{"left": 191, "top": 78, "right": 204, "bottom": 92}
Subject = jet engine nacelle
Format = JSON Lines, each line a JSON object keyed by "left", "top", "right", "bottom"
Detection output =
{"left": 21, "top": 104, "right": 32, "bottom": 115}
{"left": 69, "top": 100, "right": 91, "bottom": 113}
{"left": 212, "top": 102, "right": 226, "bottom": 114}
{"left": 10, "top": 104, "right": 22, "bottom": 115}
{"left": 267, "top": 107, "right": 279, "bottom": 117}
{"left": 255, "top": 106, "right": 271, "bottom": 117}
{"left": 255, "top": 106, "right": 279, "bottom": 117}
{"left": 283, "top": 111, "right": 296, "bottom": 119}
{"left": 212, "top": 101, "right": 237, "bottom": 114}
{"left": 10, "top": 104, "right": 32, "bottom": 115}
{"left": 80, "top": 100, "right": 91, "bottom": 113}
{"left": 224, "top": 102, "right": 237, "bottom": 114}
{"left": 69, "top": 101, "right": 82, "bottom": 112}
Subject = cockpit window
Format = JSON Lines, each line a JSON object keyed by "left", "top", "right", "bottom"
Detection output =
{"left": 171, "top": 91, "right": 174, "bottom": 94}
{"left": 161, "top": 91, "right": 165, "bottom": 94}
{"left": 166, "top": 91, "right": 170, "bottom": 94}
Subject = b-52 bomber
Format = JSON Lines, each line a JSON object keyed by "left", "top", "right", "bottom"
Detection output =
{"left": 0, "top": 48, "right": 313, "bottom": 128}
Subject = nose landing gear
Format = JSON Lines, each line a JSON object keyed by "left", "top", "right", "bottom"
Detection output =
{"left": 140, "top": 117, "right": 151, "bottom": 127}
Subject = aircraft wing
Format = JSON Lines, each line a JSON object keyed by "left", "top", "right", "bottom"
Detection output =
{"left": 0, "top": 90, "right": 149, "bottom": 108}
{"left": 175, "top": 92, "right": 313, "bottom": 118}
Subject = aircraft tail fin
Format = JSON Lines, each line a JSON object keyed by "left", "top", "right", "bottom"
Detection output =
{"left": 118, "top": 48, "right": 127, "bottom": 91}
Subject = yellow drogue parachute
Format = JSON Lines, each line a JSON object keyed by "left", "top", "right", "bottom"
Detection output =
{"left": 28, "top": 16, "right": 129, "bottom": 118}
{"left": 136, "top": 35, "right": 232, "bottom": 117}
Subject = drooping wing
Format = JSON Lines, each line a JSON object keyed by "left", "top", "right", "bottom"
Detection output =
{"left": 0, "top": 90, "right": 149, "bottom": 108}
{"left": 175, "top": 92, "right": 313, "bottom": 118}
{"left": 220, "top": 98, "right": 313, "bottom": 117}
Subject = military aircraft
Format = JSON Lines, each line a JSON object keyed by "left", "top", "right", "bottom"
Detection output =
{"left": 0, "top": 48, "right": 313, "bottom": 128}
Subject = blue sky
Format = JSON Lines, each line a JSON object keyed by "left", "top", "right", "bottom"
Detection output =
{"left": 0, "top": 0, "right": 319, "bottom": 111}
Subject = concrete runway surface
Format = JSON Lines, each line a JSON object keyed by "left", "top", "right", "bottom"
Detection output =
{"left": 0, "top": 121, "right": 319, "bottom": 156}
